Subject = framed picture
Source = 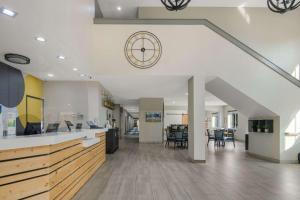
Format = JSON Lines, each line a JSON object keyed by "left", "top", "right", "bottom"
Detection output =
{"left": 145, "top": 112, "right": 161, "bottom": 122}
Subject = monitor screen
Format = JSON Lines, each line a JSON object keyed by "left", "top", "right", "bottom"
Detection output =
{"left": 24, "top": 122, "right": 42, "bottom": 135}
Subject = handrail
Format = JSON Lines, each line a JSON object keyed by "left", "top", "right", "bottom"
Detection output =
{"left": 94, "top": 18, "right": 300, "bottom": 88}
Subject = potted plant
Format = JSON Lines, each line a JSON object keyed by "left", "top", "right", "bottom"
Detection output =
{"left": 257, "top": 125, "right": 261, "bottom": 133}
{"left": 264, "top": 124, "right": 269, "bottom": 133}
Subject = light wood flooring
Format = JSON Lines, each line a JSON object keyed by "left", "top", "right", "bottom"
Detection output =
{"left": 73, "top": 138, "right": 300, "bottom": 200}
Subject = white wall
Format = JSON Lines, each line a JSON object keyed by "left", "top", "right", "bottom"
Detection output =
{"left": 139, "top": 7, "right": 300, "bottom": 75}
{"left": 139, "top": 98, "right": 164, "bottom": 143}
{"left": 113, "top": 104, "right": 121, "bottom": 128}
{"left": 44, "top": 81, "right": 112, "bottom": 130}
{"left": 164, "top": 105, "right": 187, "bottom": 127}
{"left": 44, "top": 81, "right": 89, "bottom": 130}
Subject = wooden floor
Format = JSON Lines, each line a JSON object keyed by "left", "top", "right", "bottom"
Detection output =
{"left": 74, "top": 138, "right": 300, "bottom": 200}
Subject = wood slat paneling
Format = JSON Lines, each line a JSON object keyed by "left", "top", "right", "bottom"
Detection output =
{"left": 54, "top": 156, "right": 105, "bottom": 200}
{"left": 49, "top": 144, "right": 104, "bottom": 188}
{"left": 0, "top": 175, "right": 49, "bottom": 200}
{"left": 0, "top": 132, "right": 106, "bottom": 200}
{"left": 50, "top": 153, "right": 104, "bottom": 199}
{"left": 0, "top": 146, "right": 50, "bottom": 161}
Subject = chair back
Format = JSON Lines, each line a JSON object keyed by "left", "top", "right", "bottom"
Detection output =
{"left": 171, "top": 125, "right": 178, "bottom": 132}
{"left": 205, "top": 129, "right": 210, "bottom": 136}
{"left": 175, "top": 131, "right": 183, "bottom": 140}
{"left": 214, "top": 130, "right": 224, "bottom": 140}
{"left": 167, "top": 132, "right": 175, "bottom": 138}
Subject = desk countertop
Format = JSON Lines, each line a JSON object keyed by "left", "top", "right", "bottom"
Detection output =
{"left": 0, "top": 128, "right": 108, "bottom": 151}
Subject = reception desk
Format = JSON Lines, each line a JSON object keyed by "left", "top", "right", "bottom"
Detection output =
{"left": 0, "top": 129, "right": 107, "bottom": 200}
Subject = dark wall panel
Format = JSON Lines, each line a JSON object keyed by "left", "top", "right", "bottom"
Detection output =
{"left": 0, "top": 62, "right": 25, "bottom": 108}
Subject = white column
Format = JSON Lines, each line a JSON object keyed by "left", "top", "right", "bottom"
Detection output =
{"left": 188, "top": 76, "right": 206, "bottom": 162}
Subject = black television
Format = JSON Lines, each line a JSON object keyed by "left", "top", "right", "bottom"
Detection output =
{"left": 24, "top": 122, "right": 42, "bottom": 135}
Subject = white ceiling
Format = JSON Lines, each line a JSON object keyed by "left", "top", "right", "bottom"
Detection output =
{"left": 98, "top": 75, "right": 189, "bottom": 106}
{"left": 98, "top": 75, "right": 226, "bottom": 111}
{"left": 98, "top": 0, "right": 267, "bottom": 18}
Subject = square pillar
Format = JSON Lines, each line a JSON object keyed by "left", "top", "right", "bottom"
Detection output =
{"left": 188, "top": 76, "right": 206, "bottom": 162}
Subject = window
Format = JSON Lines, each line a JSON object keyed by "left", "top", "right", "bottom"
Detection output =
{"left": 292, "top": 64, "right": 300, "bottom": 80}
{"left": 211, "top": 113, "right": 219, "bottom": 128}
{"left": 286, "top": 110, "right": 300, "bottom": 135}
{"left": 227, "top": 111, "right": 238, "bottom": 129}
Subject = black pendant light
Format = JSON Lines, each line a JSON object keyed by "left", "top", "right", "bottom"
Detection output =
{"left": 161, "top": 0, "right": 191, "bottom": 11}
{"left": 267, "top": 0, "right": 300, "bottom": 13}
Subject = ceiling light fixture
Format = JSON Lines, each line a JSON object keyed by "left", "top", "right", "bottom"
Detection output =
{"left": 4, "top": 53, "right": 30, "bottom": 64}
{"left": 117, "top": 6, "right": 122, "bottom": 11}
{"left": 35, "top": 37, "right": 46, "bottom": 42}
{"left": 47, "top": 73, "right": 54, "bottom": 77}
{"left": 185, "top": 92, "right": 189, "bottom": 96}
{"left": 161, "top": 0, "right": 191, "bottom": 11}
{"left": 80, "top": 74, "right": 85, "bottom": 77}
{"left": 73, "top": 68, "right": 78, "bottom": 71}
{"left": 267, "top": 0, "right": 300, "bottom": 13}
{"left": 1, "top": 8, "right": 17, "bottom": 17}
{"left": 57, "top": 55, "right": 65, "bottom": 60}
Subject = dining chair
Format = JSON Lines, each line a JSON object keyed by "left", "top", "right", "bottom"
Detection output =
{"left": 214, "top": 129, "right": 225, "bottom": 147}
{"left": 183, "top": 130, "right": 188, "bottom": 149}
{"left": 224, "top": 129, "right": 236, "bottom": 147}
{"left": 206, "top": 129, "right": 215, "bottom": 146}
{"left": 165, "top": 132, "right": 176, "bottom": 148}
{"left": 174, "top": 131, "right": 184, "bottom": 149}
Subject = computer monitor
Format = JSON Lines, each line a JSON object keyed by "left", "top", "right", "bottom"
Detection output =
{"left": 87, "top": 121, "right": 101, "bottom": 129}
{"left": 75, "top": 123, "right": 82, "bottom": 130}
{"left": 65, "top": 121, "right": 73, "bottom": 132}
{"left": 46, "top": 123, "right": 60, "bottom": 133}
{"left": 24, "top": 122, "right": 42, "bottom": 135}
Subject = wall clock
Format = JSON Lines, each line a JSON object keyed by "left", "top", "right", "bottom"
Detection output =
{"left": 125, "top": 31, "right": 162, "bottom": 69}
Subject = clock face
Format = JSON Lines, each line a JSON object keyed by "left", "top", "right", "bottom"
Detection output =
{"left": 125, "top": 31, "right": 162, "bottom": 69}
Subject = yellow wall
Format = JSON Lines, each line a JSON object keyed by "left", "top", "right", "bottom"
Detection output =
{"left": 17, "top": 75, "right": 44, "bottom": 128}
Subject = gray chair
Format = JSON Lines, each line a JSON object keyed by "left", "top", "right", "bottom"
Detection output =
{"left": 214, "top": 129, "right": 224, "bottom": 147}
{"left": 174, "top": 131, "right": 184, "bottom": 149}
{"left": 206, "top": 129, "right": 215, "bottom": 146}
{"left": 224, "top": 129, "right": 236, "bottom": 147}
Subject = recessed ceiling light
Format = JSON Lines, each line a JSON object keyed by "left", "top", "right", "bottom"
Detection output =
{"left": 1, "top": 8, "right": 17, "bottom": 17}
{"left": 80, "top": 74, "right": 85, "bottom": 77}
{"left": 35, "top": 37, "right": 46, "bottom": 42}
{"left": 73, "top": 68, "right": 78, "bottom": 71}
{"left": 117, "top": 6, "right": 122, "bottom": 11}
{"left": 57, "top": 55, "right": 65, "bottom": 60}
{"left": 47, "top": 73, "right": 54, "bottom": 77}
